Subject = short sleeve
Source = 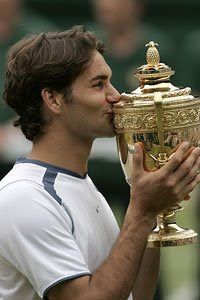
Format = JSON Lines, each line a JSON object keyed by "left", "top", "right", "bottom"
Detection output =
{"left": 0, "top": 181, "right": 91, "bottom": 298}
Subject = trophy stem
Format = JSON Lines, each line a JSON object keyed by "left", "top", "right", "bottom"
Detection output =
{"left": 147, "top": 205, "right": 198, "bottom": 247}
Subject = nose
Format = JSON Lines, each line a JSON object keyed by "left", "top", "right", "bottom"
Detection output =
{"left": 106, "top": 84, "right": 120, "bottom": 103}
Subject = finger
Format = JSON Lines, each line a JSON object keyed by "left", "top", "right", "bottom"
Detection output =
{"left": 168, "top": 142, "right": 183, "bottom": 157}
{"left": 179, "top": 174, "right": 200, "bottom": 199}
{"left": 180, "top": 146, "right": 195, "bottom": 163}
{"left": 137, "top": 142, "right": 150, "bottom": 171}
{"left": 183, "top": 194, "right": 191, "bottom": 201}
{"left": 169, "top": 142, "right": 194, "bottom": 162}
{"left": 163, "top": 142, "right": 190, "bottom": 173}
{"left": 132, "top": 143, "right": 145, "bottom": 178}
{"left": 168, "top": 147, "right": 195, "bottom": 165}
{"left": 174, "top": 147, "right": 200, "bottom": 180}
{"left": 177, "top": 156, "right": 200, "bottom": 188}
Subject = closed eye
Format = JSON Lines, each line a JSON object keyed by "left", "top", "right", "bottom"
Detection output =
{"left": 92, "top": 81, "right": 104, "bottom": 89}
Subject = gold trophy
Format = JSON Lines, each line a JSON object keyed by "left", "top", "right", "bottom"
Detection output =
{"left": 113, "top": 41, "right": 200, "bottom": 247}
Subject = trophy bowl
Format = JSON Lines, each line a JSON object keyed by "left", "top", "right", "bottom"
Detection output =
{"left": 113, "top": 41, "right": 200, "bottom": 247}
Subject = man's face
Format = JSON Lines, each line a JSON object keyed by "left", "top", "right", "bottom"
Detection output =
{"left": 61, "top": 51, "right": 120, "bottom": 141}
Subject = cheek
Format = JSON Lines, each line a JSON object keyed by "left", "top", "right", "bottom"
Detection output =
{"left": 78, "top": 100, "right": 104, "bottom": 115}
{"left": 67, "top": 91, "right": 106, "bottom": 123}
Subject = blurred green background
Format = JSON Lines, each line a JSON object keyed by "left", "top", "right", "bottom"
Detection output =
{"left": 1, "top": 0, "right": 200, "bottom": 299}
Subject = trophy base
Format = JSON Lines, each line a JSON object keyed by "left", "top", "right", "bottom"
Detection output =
{"left": 147, "top": 224, "right": 198, "bottom": 247}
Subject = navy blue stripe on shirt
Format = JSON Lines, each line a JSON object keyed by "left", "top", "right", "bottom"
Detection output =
{"left": 16, "top": 157, "right": 87, "bottom": 179}
{"left": 43, "top": 272, "right": 91, "bottom": 299}
{"left": 42, "top": 169, "right": 62, "bottom": 205}
{"left": 42, "top": 168, "right": 75, "bottom": 234}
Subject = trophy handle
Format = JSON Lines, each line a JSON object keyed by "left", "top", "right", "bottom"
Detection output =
{"left": 154, "top": 91, "right": 165, "bottom": 155}
{"left": 117, "top": 134, "right": 128, "bottom": 164}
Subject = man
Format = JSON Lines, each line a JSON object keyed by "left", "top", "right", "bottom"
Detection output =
{"left": 0, "top": 26, "right": 200, "bottom": 300}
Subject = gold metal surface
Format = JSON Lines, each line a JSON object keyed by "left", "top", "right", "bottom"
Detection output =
{"left": 113, "top": 41, "right": 200, "bottom": 247}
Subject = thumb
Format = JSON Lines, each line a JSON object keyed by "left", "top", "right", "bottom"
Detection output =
{"left": 132, "top": 143, "right": 145, "bottom": 179}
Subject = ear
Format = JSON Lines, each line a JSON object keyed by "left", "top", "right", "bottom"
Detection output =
{"left": 41, "top": 88, "right": 63, "bottom": 114}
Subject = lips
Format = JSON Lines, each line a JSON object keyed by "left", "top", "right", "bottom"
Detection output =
{"left": 106, "top": 109, "right": 113, "bottom": 114}
{"left": 105, "top": 111, "right": 114, "bottom": 122}
{"left": 106, "top": 111, "right": 114, "bottom": 118}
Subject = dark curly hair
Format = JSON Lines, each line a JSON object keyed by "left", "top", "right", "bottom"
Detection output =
{"left": 3, "top": 26, "right": 105, "bottom": 141}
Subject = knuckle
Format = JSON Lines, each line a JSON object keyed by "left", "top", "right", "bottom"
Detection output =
{"left": 172, "top": 188, "right": 179, "bottom": 199}
{"left": 166, "top": 178, "right": 175, "bottom": 189}
{"left": 182, "top": 162, "right": 191, "bottom": 173}
{"left": 157, "top": 171, "right": 166, "bottom": 181}
{"left": 186, "top": 180, "right": 198, "bottom": 193}
{"left": 188, "top": 170, "right": 196, "bottom": 181}
{"left": 192, "top": 179, "right": 199, "bottom": 189}
{"left": 194, "top": 147, "right": 200, "bottom": 157}
{"left": 186, "top": 185, "right": 194, "bottom": 195}
{"left": 173, "top": 156, "right": 182, "bottom": 165}
{"left": 165, "top": 178, "right": 181, "bottom": 200}
{"left": 197, "top": 174, "right": 200, "bottom": 183}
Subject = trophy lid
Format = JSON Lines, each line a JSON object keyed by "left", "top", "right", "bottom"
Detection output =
{"left": 116, "top": 40, "right": 193, "bottom": 106}
{"left": 135, "top": 41, "right": 175, "bottom": 84}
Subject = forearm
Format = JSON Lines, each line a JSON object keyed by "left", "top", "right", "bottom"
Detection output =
{"left": 47, "top": 206, "right": 156, "bottom": 300}
{"left": 132, "top": 247, "right": 160, "bottom": 300}
{"left": 89, "top": 208, "right": 156, "bottom": 300}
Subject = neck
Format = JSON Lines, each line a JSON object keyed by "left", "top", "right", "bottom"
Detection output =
{"left": 28, "top": 129, "right": 93, "bottom": 177}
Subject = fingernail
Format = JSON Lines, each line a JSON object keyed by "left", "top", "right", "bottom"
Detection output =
{"left": 182, "top": 142, "right": 190, "bottom": 150}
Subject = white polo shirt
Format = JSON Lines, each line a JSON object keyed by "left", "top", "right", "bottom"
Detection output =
{"left": 0, "top": 158, "right": 133, "bottom": 300}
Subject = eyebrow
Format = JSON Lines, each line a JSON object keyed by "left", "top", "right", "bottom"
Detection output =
{"left": 90, "top": 75, "right": 109, "bottom": 81}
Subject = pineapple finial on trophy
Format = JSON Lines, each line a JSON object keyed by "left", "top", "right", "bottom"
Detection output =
{"left": 134, "top": 41, "right": 175, "bottom": 85}
{"left": 145, "top": 41, "right": 160, "bottom": 66}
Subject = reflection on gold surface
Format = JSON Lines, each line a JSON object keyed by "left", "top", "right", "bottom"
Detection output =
{"left": 113, "top": 41, "right": 200, "bottom": 247}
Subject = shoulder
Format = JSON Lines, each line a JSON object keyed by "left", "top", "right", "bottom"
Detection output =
{"left": 0, "top": 178, "right": 73, "bottom": 243}
{"left": 0, "top": 180, "right": 51, "bottom": 223}
{"left": 0, "top": 165, "right": 45, "bottom": 205}
{"left": 0, "top": 163, "right": 65, "bottom": 221}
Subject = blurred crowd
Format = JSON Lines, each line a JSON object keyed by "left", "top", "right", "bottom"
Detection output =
{"left": 0, "top": 0, "right": 56, "bottom": 176}
{"left": 1, "top": 0, "right": 200, "bottom": 299}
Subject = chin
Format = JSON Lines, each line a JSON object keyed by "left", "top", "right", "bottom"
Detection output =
{"left": 106, "top": 125, "right": 116, "bottom": 137}
{"left": 94, "top": 123, "right": 116, "bottom": 138}
{"left": 101, "top": 129, "right": 116, "bottom": 138}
